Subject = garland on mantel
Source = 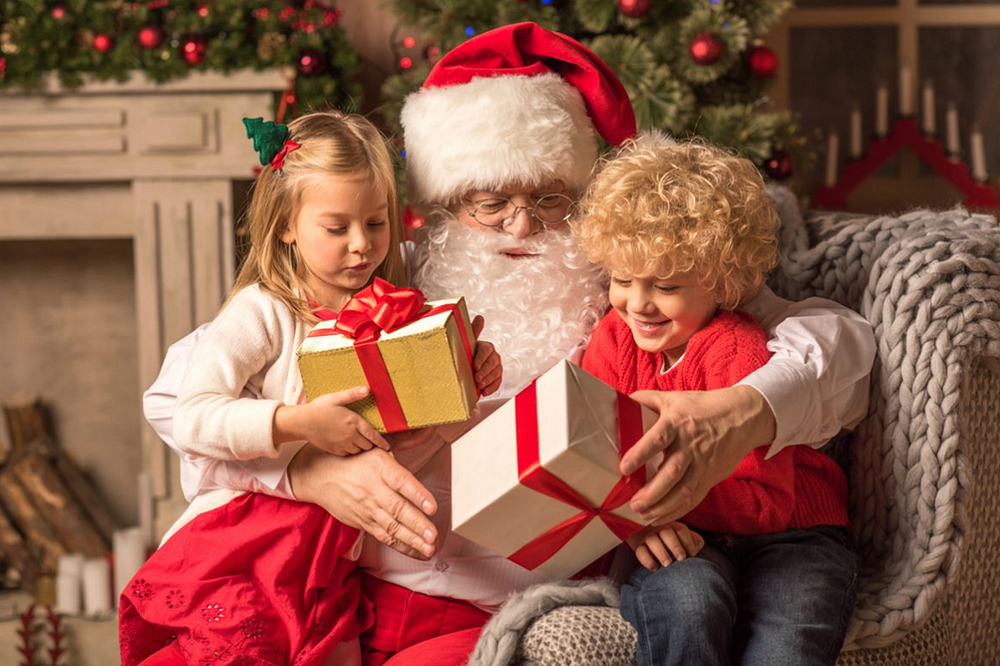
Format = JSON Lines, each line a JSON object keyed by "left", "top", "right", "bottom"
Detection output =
{"left": 0, "top": 0, "right": 361, "bottom": 118}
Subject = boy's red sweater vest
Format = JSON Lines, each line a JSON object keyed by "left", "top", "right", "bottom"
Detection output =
{"left": 582, "top": 310, "right": 848, "bottom": 535}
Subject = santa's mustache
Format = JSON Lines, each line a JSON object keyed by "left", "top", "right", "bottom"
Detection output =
{"left": 411, "top": 212, "right": 608, "bottom": 396}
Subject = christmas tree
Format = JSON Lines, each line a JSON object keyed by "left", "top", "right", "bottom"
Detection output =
{"left": 0, "top": 0, "right": 361, "bottom": 119}
{"left": 381, "top": 0, "right": 804, "bottom": 181}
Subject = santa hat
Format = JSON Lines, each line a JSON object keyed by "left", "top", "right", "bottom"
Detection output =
{"left": 401, "top": 22, "right": 636, "bottom": 206}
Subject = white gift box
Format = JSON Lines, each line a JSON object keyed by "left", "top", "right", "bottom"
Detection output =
{"left": 451, "top": 360, "right": 659, "bottom": 580}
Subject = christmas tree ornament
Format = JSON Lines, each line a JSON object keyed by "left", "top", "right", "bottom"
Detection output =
{"left": 403, "top": 35, "right": 416, "bottom": 48}
{"left": 253, "top": 7, "right": 269, "bottom": 19}
{"left": 137, "top": 25, "right": 164, "bottom": 49}
{"left": 400, "top": 56, "right": 412, "bottom": 69}
{"left": 689, "top": 32, "right": 722, "bottom": 66}
{"left": 196, "top": 3, "right": 209, "bottom": 17}
{"left": 0, "top": 57, "right": 6, "bottom": 80}
{"left": 619, "top": 0, "right": 651, "bottom": 18}
{"left": 323, "top": 8, "right": 342, "bottom": 26}
{"left": 762, "top": 150, "right": 793, "bottom": 180}
{"left": 297, "top": 48, "right": 325, "bottom": 76}
{"left": 256, "top": 32, "right": 286, "bottom": 60}
{"left": 424, "top": 44, "right": 441, "bottom": 62}
{"left": 93, "top": 33, "right": 114, "bottom": 53}
{"left": 51, "top": 4, "right": 67, "bottom": 20}
{"left": 181, "top": 36, "right": 206, "bottom": 65}
{"left": 748, "top": 44, "right": 777, "bottom": 79}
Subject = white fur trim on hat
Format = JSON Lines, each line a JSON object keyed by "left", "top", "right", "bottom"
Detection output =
{"left": 402, "top": 73, "right": 598, "bottom": 205}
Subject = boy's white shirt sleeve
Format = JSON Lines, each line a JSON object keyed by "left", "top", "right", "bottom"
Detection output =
{"left": 144, "top": 324, "right": 299, "bottom": 502}
{"left": 738, "top": 287, "right": 875, "bottom": 458}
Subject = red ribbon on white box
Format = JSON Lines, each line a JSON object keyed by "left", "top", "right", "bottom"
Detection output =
{"left": 507, "top": 379, "right": 646, "bottom": 571}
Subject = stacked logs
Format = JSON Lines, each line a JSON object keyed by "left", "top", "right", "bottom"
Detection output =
{"left": 0, "top": 395, "right": 120, "bottom": 592}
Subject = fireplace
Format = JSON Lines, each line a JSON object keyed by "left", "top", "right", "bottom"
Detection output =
{"left": 0, "top": 70, "right": 286, "bottom": 582}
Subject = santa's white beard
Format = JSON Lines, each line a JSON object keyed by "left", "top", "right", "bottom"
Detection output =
{"left": 412, "top": 214, "right": 608, "bottom": 398}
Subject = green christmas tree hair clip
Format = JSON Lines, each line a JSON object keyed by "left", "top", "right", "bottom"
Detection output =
{"left": 243, "top": 117, "right": 301, "bottom": 171}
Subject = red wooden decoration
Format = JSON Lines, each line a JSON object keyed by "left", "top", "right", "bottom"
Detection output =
{"left": 814, "top": 118, "right": 1000, "bottom": 210}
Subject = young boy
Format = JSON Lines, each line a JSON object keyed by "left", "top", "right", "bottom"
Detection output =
{"left": 573, "top": 133, "right": 858, "bottom": 666}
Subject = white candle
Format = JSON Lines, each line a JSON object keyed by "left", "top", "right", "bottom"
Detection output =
{"left": 850, "top": 108, "right": 863, "bottom": 158}
{"left": 946, "top": 104, "right": 961, "bottom": 157}
{"left": 825, "top": 131, "right": 840, "bottom": 187}
{"left": 922, "top": 80, "right": 936, "bottom": 135}
{"left": 82, "top": 557, "right": 112, "bottom": 616}
{"left": 899, "top": 67, "right": 913, "bottom": 116}
{"left": 55, "top": 554, "right": 84, "bottom": 615}
{"left": 113, "top": 527, "right": 147, "bottom": 602}
{"left": 971, "top": 129, "right": 988, "bottom": 181}
{"left": 137, "top": 471, "right": 154, "bottom": 550}
{"left": 876, "top": 85, "right": 889, "bottom": 137}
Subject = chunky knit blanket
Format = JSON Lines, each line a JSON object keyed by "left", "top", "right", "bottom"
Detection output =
{"left": 469, "top": 193, "right": 1000, "bottom": 665}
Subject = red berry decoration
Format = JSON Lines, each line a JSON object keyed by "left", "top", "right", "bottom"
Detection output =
{"left": 181, "top": 36, "right": 207, "bottom": 66}
{"left": 93, "top": 33, "right": 114, "bottom": 53}
{"left": 763, "top": 151, "right": 793, "bottom": 181}
{"left": 297, "top": 48, "right": 326, "bottom": 76}
{"left": 689, "top": 32, "right": 723, "bottom": 66}
{"left": 619, "top": 0, "right": 651, "bottom": 18}
{"left": 748, "top": 45, "right": 778, "bottom": 79}
{"left": 51, "top": 4, "right": 67, "bottom": 19}
{"left": 137, "top": 25, "right": 164, "bottom": 50}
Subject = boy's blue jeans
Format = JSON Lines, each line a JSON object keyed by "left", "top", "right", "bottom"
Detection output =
{"left": 620, "top": 525, "right": 858, "bottom": 666}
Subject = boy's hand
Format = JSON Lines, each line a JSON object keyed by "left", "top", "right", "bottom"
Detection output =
{"left": 471, "top": 315, "right": 503, "bottom": 396}
{"left": 627, "top": 521, "right": 704, "bottom": 571}
{"left": 277, "top": 386, "right": 390, "bottom": 456}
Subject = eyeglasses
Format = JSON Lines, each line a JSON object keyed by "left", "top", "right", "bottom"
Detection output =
{"left": 464, "top": 193, "right": 576, "bottom": 230}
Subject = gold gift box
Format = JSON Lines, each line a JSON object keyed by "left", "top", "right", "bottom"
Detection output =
{"left": 296, "top": 298, "right": 478, "bottom": 432}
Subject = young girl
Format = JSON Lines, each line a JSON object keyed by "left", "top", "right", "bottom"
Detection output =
{"left": 119, "top": 111, "right": 502, "bottom": 666}
{"left": 574, "top": 134, "right": 858, "bottom": 666}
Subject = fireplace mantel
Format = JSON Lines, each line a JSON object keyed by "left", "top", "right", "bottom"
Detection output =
{"left": 0, "top": 70, "right": 287, "bottom": 542}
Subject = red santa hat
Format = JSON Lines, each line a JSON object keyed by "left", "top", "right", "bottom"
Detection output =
{"left": 401, "top": 22, "right": 636, "bottom": 206}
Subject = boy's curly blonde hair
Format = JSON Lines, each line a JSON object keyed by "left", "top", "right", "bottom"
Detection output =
{"left": 573, "top": 132, "right": 780, "bottom": 310}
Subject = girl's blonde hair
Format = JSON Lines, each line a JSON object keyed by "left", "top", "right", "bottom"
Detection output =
{"left": 229, "top": 110, "right": 408, "bottom": 322}
{"left": 573, "top": 132, "right": 780, "bottom": 310}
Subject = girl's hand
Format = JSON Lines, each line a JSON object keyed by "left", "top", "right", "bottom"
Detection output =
{"left": 275, "top": 386, "right": 390, "bottom": 456}
{"left": 627, "top": 521, "right": 704, "bottom": 571}
{"left": 470, "top": 315, "right": 503, "bottom": 396}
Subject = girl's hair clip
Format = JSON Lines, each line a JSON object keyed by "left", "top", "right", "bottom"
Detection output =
{"left": 242, "top": 117, "right": 301, "bottom": 171}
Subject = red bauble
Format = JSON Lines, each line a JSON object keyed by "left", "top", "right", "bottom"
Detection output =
{"left": 181, "top": 37, "right": 207, "bottom": 65}
{"left": 51, "top": 4, "right": 67, "bottom": 19}
{"left": 137, "top": 25, "right": 164, "bottom": 50}
{"left": 297, "top": 48, "right": 326, "bottom": 76}
{"left": 763, "top": 151, "right": 793, "bottom": 181}
{"left": 424, "top": 44, "right": 441, "bottom": 62}
{"left": 748, "top": 45, "right": 778, "bottom": 79}
{"left": 322, "top": 8, "right": 342, "bottom": 26}
{"left": 689, "top": 32, "right": 723, "bottom": 66}
{"left": 196, "top": 3, "right": 210, "bottom": 17}
{"left": 93, "top": 34, "right": 114, "bottom": 53}
{"left": 619, "top": 0, "right": 651, "bottom": 18}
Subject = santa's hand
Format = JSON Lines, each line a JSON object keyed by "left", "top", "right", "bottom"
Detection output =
{"left": 620, "top": 386, "right": 776, "bottom": 524}
{"left": 388, "top": 426, "right": 439, "bottom": 451}
{"left": 289, "top": 445, "right": 439, "bottom": 560}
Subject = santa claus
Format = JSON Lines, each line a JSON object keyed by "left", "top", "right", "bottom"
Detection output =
{"left": 141, "top": 22, "right": 874, "bottom": 666}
